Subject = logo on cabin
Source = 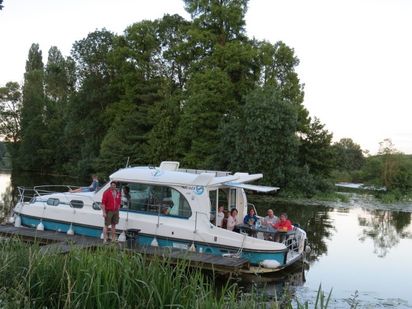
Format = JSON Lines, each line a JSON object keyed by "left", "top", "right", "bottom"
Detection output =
{"left": 193, "top": 186, "right": 204, "bottom": 195}
{"left": 151, "top": 169, "right": 163, "bottom": 177}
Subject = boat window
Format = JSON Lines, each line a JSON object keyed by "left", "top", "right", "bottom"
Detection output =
{"left": 46, "top": 198, "right": 59, "bottom": 206}
{"left": 121, "top": 183, "right": 192, "bottom": 218}
{"left": 92, "top": 202, "right": 102, "bottom": 210}
{"left": 229, "top": 189, "right": 237, "bottom": 209}
{"left": 70, "top": 200, "right": 84, "bottom": 209}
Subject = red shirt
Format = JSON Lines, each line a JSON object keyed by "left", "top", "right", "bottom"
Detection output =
{"left": 274, "top": 219, "right": 293, "bottom": 231}
{"left": 102, "top": 188, "right": 121, "bottom": 211}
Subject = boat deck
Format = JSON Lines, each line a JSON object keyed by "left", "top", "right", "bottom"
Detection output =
{"left": 0, "top": 224, "right": 250, "bottom": 274}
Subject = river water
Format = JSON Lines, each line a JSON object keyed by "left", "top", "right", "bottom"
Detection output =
{"left": 1, "top": 172, "right": 411, "bottom": 308}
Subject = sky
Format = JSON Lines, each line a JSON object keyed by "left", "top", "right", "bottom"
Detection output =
{"left": 1, "top": 0, "right": 411, "bottom": 155}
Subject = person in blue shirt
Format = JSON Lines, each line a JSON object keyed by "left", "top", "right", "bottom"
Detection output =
{"left": 70, "top": 175, "right": 99, "bottom": 193}
{"left": 243, "top": 208, "right": 258, "bottom": 226}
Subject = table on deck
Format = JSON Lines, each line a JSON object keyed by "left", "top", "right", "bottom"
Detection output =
{"left": 235, "top": 223, "right": 295, "bottom": 241}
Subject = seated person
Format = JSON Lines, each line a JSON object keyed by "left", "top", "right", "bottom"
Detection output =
{"left": 273, "top": 213, "right": 293, "bottom": 242}
{"left": 121, "top": 186, "right": 131, "bottom": 208}
{"left": 262, "top": 209, "right": 279, "bottom": 240}
{"left": 70, "top": 175, "right": 99, "bottom": 193}
{"left": 216, "top": 205, "right": 225, "bottom": 227}
{"left": 226, "top": 208, "right": 239, "bottom": 231}
{"left": 160, "top": 198, "right": 173, "bottom": 215}
{"left": 243, "top": 208, "right": 258, "bottom": 227}
{"left": 161, "top": 206, "right": 170, "bottom": 215}
{"left": 262, "top": 209, "right": 279, "bottom": 226}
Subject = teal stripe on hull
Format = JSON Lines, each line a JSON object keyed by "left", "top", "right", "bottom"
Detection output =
{"left": 21, "top": 215, "right": 102, "bottom": 238}
{"left": 138, "top": 235, "right": 286, "bottom": 265}
{"left": 21, "top": 215, "right": 286, "bottom": 266}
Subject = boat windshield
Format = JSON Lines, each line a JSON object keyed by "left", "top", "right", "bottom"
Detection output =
{"left": 118, "top": 182, "right": 192, "bottom": 218}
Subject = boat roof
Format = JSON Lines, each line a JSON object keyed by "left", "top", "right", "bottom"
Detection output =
{"left": 109, "top": 161, "right": 279, "bottom": 192}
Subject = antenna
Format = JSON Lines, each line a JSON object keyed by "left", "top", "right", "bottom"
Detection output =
{"left": 125, "top": 157, "right": 130, "bottom": 168}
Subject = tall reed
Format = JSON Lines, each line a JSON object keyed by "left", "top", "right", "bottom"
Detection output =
{"left": 0, "top": 239, "right": 331, "bottom": 308}
{"left": 0, "top": 240, "right": 258, "bottom": 308}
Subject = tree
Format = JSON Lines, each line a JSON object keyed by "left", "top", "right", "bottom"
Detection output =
{"left": 17, "top": 43, "right": 47, "bottom": 171}
{"left": 221, "top": 86, "right": 299, "bottom": 187}
{"left": 45, "top": 46, "right": 73, "bottom": 101}
{"left": 256, "top": 41, "right": 308, "bottom": 131}
{"left": 0, "top": 0, "right": 3, "bottom": 10}
{"left": 332, "top": 138, "right": 364, "bottom": 171}
{"left": 377, "top": 139, "right": 412, "bottom": 193}
{"left": 96, "top": 20, "right": 165, "bottom": 171}
{"left": 177, "top": 68, "right": 236, "bottom": 168}
{"left": 184, "top": 0, "right": 248, "bottom": 45}
{"left": 298, "top": 117, "right": 334, "bottom": 178}
{"left": 378, "top": 138, "right": 399, "bottom": 189}
{"left": 146, "top": 96, "right": 181, "bottom": 164}
{"left": 65, "top": 29, "right": 118, "bottom": 175}
{"left": 42, "top": 46, "right": 75, "bottom": 171}
{"left": 0, "top": 82, "right": 22, "bottom": 144}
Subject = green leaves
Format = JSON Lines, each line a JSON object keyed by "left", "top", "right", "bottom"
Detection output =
{"left": 4, "top": 1, "right": 342, "bottom": 197}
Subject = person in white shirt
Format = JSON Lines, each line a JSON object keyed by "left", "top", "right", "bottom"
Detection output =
{"left": 262, "top": 209, "right": 279, "bottom": 226}
{"left": 216, "top": 205, "right": 225, "bottom": 227}
{"left": 227, "top": 208, "right": 239, "bottom": 231}
{"left": 262, "top": 209, "right": 279, "bottom": 240}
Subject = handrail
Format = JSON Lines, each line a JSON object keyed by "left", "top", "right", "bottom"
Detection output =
{"left": 16, "top": 186, "right": 97, "bottom": 207}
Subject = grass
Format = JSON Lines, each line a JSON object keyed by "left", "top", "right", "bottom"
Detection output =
{"left": 0, "top": 239, "right": 333, "bottom": 308}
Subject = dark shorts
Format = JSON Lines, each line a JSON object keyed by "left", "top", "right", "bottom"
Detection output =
{"left": 105, "top": 210, "right": 119, "bottom": 226}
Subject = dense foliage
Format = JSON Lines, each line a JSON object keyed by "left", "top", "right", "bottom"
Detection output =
{"left": 6, "top": 0, "right": 410, "bottom": 198}
{"left": 332, "top": 138, "right": 412, "bottom": 200}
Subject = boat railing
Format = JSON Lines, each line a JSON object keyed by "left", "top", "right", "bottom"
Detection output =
{"left": 283, "top": 227, "right": 305, "bottom": 253}
{"left": 33, "top": 185, "right": 78, "bottom": 196}
{"left": 178, "top": 168, "right": 231, "bottom": 177}
{"left": 17, "top": 185, "right": 97, "bottom": 207}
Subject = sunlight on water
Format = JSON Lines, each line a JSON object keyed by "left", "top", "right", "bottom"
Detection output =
{"left": 0, "top": 173, "right": 11, "bottom": 198}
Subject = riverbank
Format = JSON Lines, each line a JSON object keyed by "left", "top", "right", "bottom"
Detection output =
{"left": 250, "top": 191, "right": 412, "bottom": 213}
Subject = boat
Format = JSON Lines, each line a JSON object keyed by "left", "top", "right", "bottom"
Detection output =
{"left": 11, "top": 161, "right": 307, "bottom": 272}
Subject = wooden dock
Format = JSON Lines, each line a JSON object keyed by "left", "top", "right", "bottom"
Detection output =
{"left": 0, "top": 224, "right": 250, "bottom": 274}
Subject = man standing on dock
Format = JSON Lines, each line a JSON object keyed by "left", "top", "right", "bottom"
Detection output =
{"left": 101, "top": 181, "right": 121, "bottom": 243}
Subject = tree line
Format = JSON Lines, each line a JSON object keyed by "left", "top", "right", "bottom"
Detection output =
{"left": 0, "top": 0, "right": 410, "bottom": 197}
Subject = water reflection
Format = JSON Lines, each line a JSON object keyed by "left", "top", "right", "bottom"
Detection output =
{"left": 358, "top": 210, "right": 411, "bottom": 257}
{"left": 0, "top": 172, "right": 12, "bottom": 220}
{"left": 238, "top": 263, "right": 307, "bottom": 304}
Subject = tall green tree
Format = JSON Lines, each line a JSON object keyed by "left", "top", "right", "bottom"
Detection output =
{"left": 65, "top": 29, "right": 118, "bottom": 176}
{"left": 178, "top": 68, "right": 236, "bottom": 168}
{"left": 0, "top": 82, "right": 21, "bottom": 144}
{"left": 298, "top": 117, "right": 334, "bottom": 178}
{"left": 256, "top": 41, "right": 308, "bottom": 131}
{"left": 184, "top": 0, "right": 248, "bottom": 45}
{"left": 43, "top": 46, "right": 75, "bottom": 171}
{"left": 18, "top": 43, "right": 47, "bottom": 171}
{"left": 221, "top": 86, "right": 299, "bottom": 187}
{"left": 145, "top": 15, "right": 193, "bottom": 164}
{"left": 96, "top": 21, "right": 165, "bottom": 173}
